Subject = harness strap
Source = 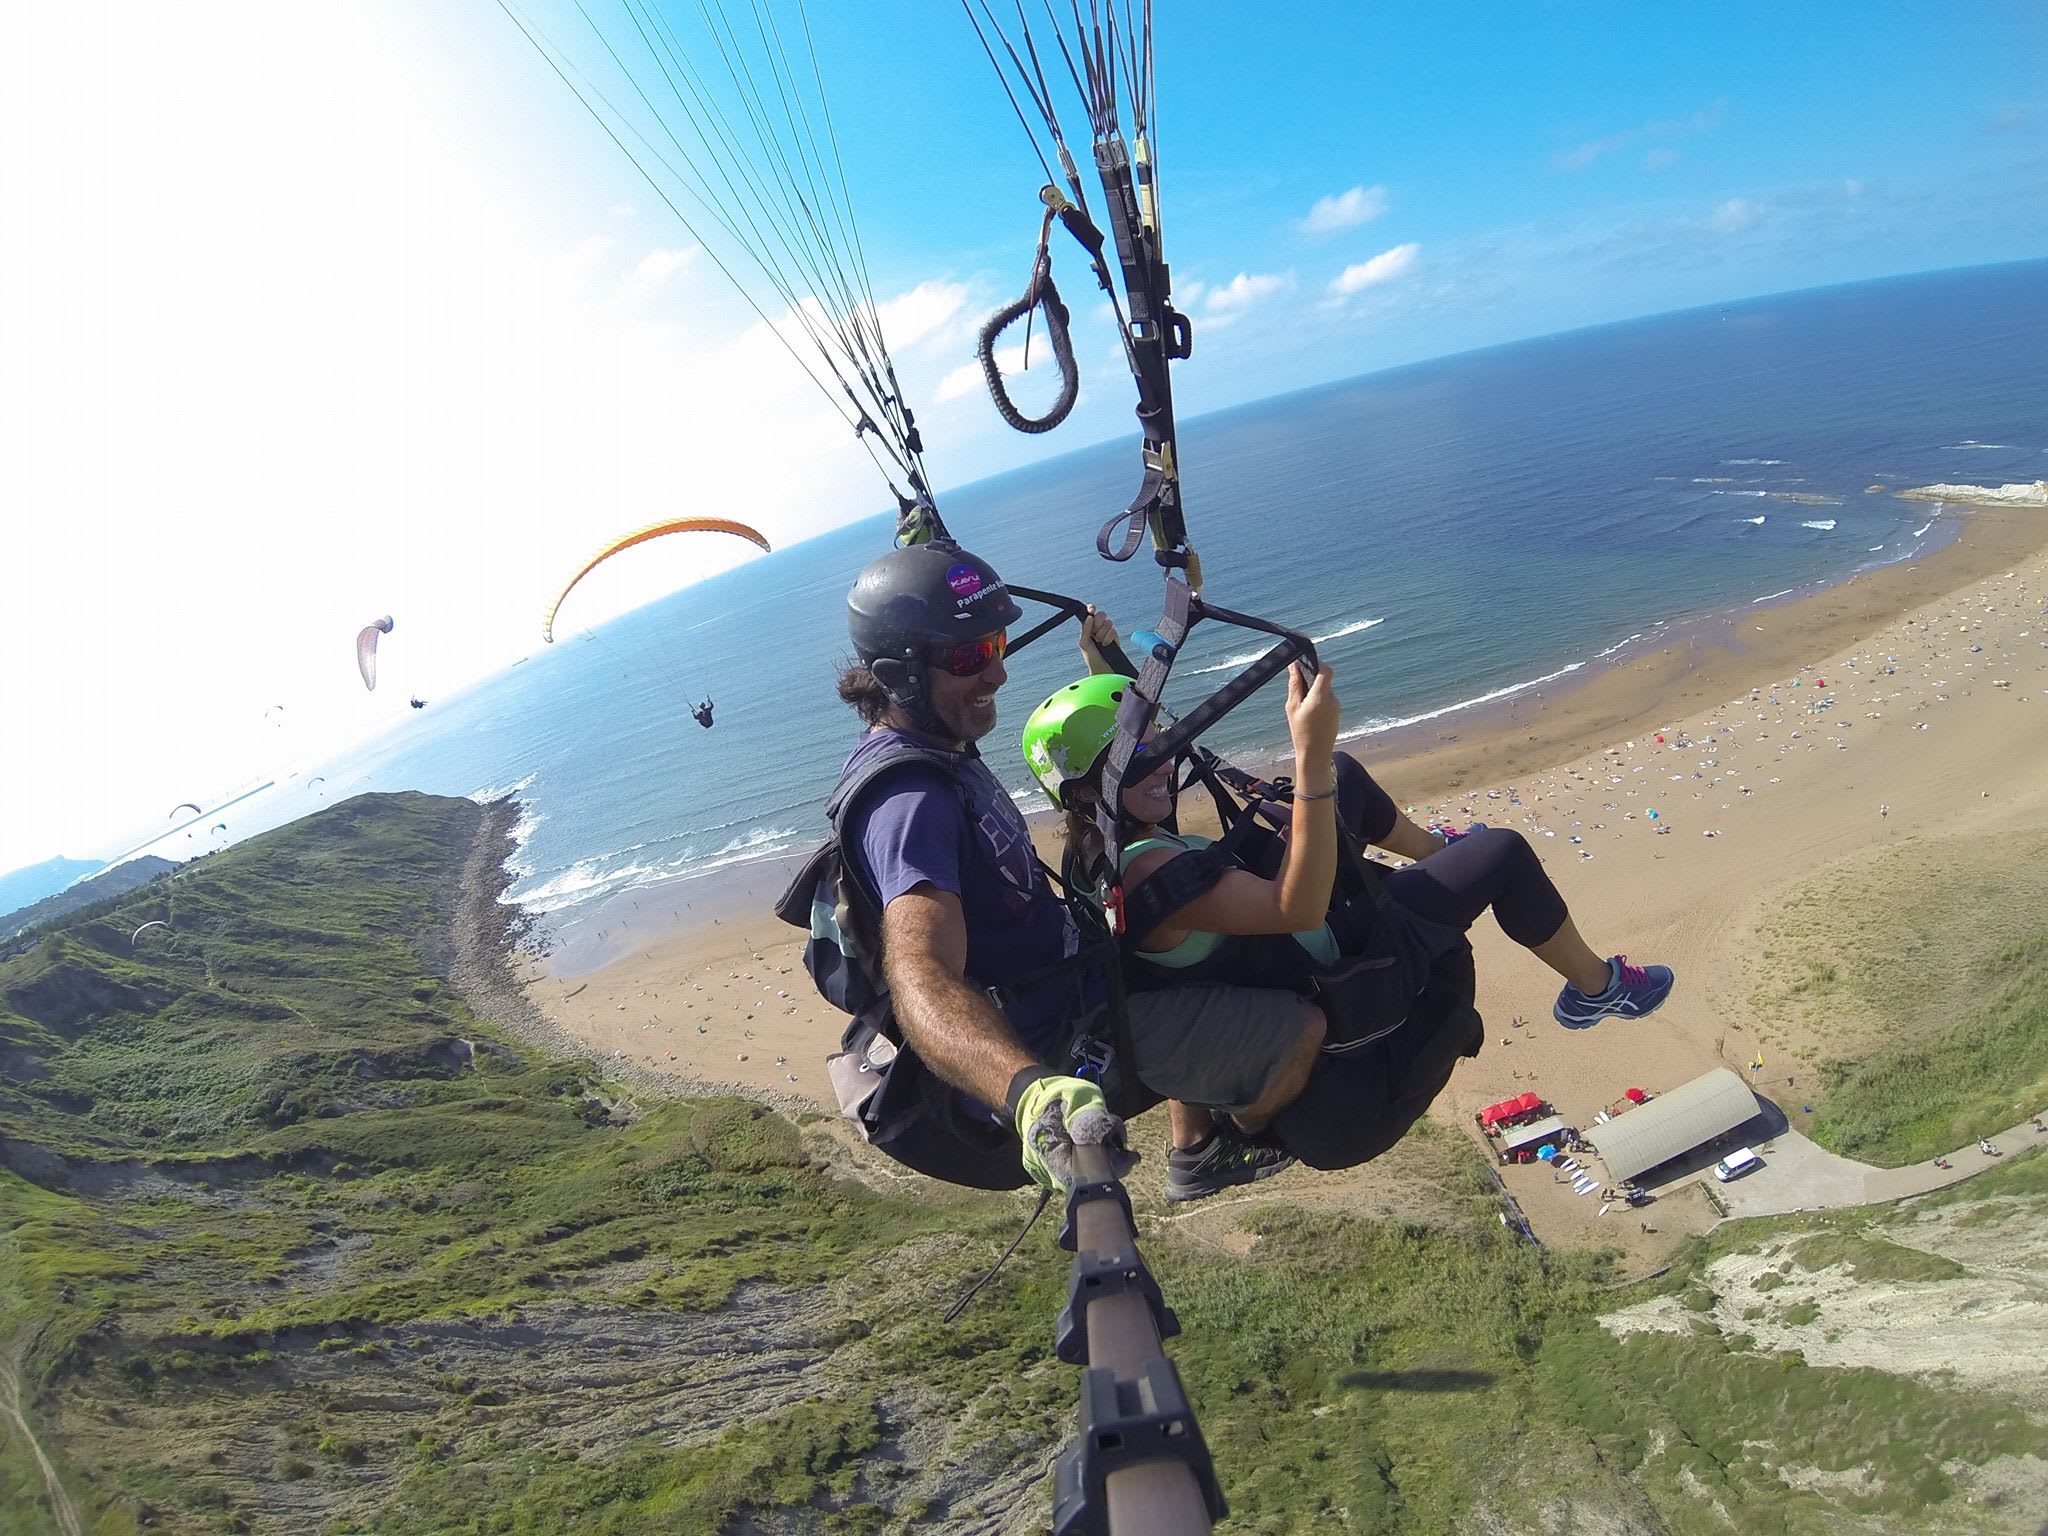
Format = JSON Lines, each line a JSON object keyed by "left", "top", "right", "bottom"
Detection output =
{"left": 1119, "top": 817, "right": 1261, "bottom": 954}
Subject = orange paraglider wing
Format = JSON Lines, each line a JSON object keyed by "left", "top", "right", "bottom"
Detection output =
{"left": 540, "top": 518, "right": 770, "bottom": 643}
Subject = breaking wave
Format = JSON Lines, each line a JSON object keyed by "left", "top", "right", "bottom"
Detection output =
{"left": 1182, "top": 616, "right": 1386, "bottom": 676}
{"left": 1341, "top": 660, "right": 1584, "bottom": 742}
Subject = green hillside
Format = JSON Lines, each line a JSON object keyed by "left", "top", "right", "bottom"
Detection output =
{"left": 2, "top": 794, "right": 2041, "bottom": 1535}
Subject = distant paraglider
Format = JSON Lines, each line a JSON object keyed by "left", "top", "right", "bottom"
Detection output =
{"left": 170, "top": 802, "right": 201, "bottom": 818}
{"left": 131, "top": 919, "right": 169, "bottom": 946}
{"left": 540, "top": 518, "right": 770, "bottom": 644}
{"left": 692, "top": 699, "right": 715, "bottom": 729}
{"left": 356, "top": 616, "right": 395, "bottom": 690}
{"left": 409, "top": 697, "right": 427, "bottom": 710}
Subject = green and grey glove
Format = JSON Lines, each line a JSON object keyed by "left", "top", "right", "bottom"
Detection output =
{"left": 1009, "top": 1069, "right": 1134, "bottom": 1192}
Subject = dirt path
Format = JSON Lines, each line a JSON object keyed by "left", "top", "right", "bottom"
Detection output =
{"left": 0, "top": 1351, "right": 82, "bottom": 1536}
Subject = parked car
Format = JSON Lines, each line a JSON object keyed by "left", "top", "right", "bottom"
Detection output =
{"left": 1713, "top": 1147, "right": 1760, "bottom": 1182}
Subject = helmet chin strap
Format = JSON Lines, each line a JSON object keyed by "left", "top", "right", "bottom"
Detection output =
{"left": 870, "top": 655, "right": 953, "bottom": 741}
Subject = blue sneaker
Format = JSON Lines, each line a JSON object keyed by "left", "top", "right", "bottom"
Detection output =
{"left": 1553, "top": 955, "right": 1675, "bottom": 1028}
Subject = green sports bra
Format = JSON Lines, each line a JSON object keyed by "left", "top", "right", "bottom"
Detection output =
{"left": 1120, "top": 832, "right": 1341, "bottom": 969}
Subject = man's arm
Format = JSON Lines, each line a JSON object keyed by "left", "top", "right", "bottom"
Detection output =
{"left": 880, "top": 883, "right": 1040, "bottom": 1113}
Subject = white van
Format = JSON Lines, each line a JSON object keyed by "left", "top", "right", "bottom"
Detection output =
{"left": 1713, "top": 1147, "right": 1760, "bottom": 1182}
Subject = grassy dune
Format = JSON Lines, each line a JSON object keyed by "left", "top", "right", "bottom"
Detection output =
{"left": 1746, "top": 828, "right": 2048, "bottom": 1163}
{"left": 2, "top": 794, "right": 2041, "bottom": 1534}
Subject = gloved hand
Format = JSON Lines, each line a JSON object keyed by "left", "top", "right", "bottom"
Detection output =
{"left": 1012, "top": 1072, "right": 1134, "bottom": 1192}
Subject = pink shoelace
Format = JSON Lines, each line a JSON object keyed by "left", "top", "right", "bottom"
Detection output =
{"left": 1612, "top": 956, "right": 1650, "bottom": 989}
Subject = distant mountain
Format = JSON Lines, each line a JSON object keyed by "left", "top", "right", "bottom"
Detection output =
{"left": 0, "top": 856, "right": 178, "bottom": 942}
{"left": 0, "top": 855, "right": 105, "bottom": 920}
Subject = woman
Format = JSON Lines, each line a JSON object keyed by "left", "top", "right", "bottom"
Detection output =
{"left": 1022, "top": 661, "right": 1675, "bottom": 1150}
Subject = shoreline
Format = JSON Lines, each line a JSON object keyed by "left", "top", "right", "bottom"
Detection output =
{"left": 502, "top": 483, "right": 2048, "bottom": 1265}
{"left": 531, "top": 493, "right": 2046, "bottom": 965}
{"left": 1356, "top": 499, "right": 2040, "bottom": 805}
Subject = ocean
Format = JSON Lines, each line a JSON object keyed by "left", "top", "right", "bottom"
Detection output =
{"left": 304, "top": 262, "right": 2048, "bottom": 932}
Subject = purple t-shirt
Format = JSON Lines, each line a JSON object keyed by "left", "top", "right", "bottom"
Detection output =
{"left": 841, "top": 728, "right": 1085, "bottom": 1055}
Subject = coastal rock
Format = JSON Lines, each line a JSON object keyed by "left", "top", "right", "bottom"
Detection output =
{"left": 1898, "top": 480, "right": 2048, "bottom": 507}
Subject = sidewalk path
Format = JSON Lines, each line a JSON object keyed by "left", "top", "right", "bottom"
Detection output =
{"left": 1709, "top": 1114, "right": 2045, "bottom": 1218}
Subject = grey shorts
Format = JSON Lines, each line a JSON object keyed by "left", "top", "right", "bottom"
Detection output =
{"left": 1120, "top": 985, "right": 1315, "bottom": 1113}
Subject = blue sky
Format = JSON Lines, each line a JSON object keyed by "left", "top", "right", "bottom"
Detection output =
{"left": 1, "top": 0, "right": 2043, "bottom": 872}
{"left": 450, "top": 0, "right": 2048, "bottom": 427}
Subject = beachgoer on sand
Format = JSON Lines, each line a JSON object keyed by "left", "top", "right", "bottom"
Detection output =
{"left": 1024, "top": 666, "right": 1676, "bottom": 1049}
{"left": 790, "top": 541, "right": 1302, "bottom": 1200}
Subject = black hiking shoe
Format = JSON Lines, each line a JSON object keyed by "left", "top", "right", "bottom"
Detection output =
{"left": 1164, "top": 1131, "right": 1294, "bottom": 1203}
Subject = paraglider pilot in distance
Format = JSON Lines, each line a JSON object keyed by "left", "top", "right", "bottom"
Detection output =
{"left": 693, "top": 698, "right": 715, "bottom": 729}
{"left": 823, "top": 541, "right": 1307, "bottom": 1199}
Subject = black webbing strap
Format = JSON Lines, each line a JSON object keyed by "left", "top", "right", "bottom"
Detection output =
{"left": 1092, "top": 577, "right": 1195, "bottom": 912}
{"left": 978, "top": 203, "right": 1080, "bottom": 434}
{"left": 1118, "top": 814, "right": 1262, "bottom": 953}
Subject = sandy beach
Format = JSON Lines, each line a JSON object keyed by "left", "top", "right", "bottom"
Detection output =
{"left": 518, "top": 490, "right": 2048, "bottom": 1258}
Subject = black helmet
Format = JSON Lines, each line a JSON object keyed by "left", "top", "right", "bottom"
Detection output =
{"left": 847, "top": 542, "right": 1022, "bottom": 716}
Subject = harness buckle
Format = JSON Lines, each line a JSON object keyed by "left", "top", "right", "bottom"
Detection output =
{"left": 1067, "top": 1033, "right": 1115, "bottom": 1085}
{"left": 1099, "top": 882, "right": 1126, "bottom": 936}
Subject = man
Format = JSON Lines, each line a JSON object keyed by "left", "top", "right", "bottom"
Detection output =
{"left": 834, "top": 540, "right": 1316, "bottom": 1196}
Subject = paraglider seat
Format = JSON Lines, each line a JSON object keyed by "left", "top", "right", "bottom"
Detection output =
{"left": 1265, "top": 944, "right": 1483, "bottom": 1170}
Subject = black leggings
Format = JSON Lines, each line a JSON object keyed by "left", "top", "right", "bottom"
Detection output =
{"left": 1335, "top": 754, "right": 1570, "bottom": 950}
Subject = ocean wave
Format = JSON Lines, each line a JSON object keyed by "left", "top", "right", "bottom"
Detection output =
{"left": 1182, "top": 616, "right": 1385, "bottom": 676}
{"left": 514, "top": 856, "right": 664, "bottom": 915}
{"left": 1912, "top": 519, "right": 1936, "bottom": 537}
{"left": 1593, "top": 631, "right": 1648, "bottom": 660}
{"left": 1944, "top": 440, "right": 2014, "bottom": 450}
{"left": 1752, "top": 588, "right": 1798, "bottom": 604}
{"left": 1737, "top": 515, "right": 1767, "bottom": 525}
{"left": 1767, "top": 491, "right": 1844, "bottom": 507}
{"left": 510, "top": 824, "right": 811, "bottom": 915}
{"left": 1800, "top": 519, "right": 1838, "bottom": 531}
{"left": 1721, "top": 458, "right": 1787, "bottom": 466}
{"left": 469, "top": 771, "right": 537, "bottom": 803}
{"left": 684, "top": 826, "right": 810, "bottom": 878}
{"left": 1868, "top": 544, "right": 1885, "bottom": 552}
{"left": 1340, "top": 660, "right": 1584, "bottom": 742}
{"left": 1711, "top": 489, "right": 1769, "bottom": 498}
{"left": 1691, "top": 476, "right": 1735, "bottom": 484}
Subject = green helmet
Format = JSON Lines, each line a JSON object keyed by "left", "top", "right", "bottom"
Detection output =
{"left": 1022, "top": 674, "right": 1133, "bottom": 809}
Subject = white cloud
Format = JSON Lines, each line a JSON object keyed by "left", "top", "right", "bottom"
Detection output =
{"left": 1554, "top": 131, "right": 1634, "bottom": 173}
{"left": 1707, "top": 196, "right": 1766, "bottom": 234}
{"left": 1643, "top": 147, "right": 1680, "bottom": 171}
{"left": 1297, "top": 184, "right": 1389, "bottom": 235}
{"left": 1327, "top": 242, "right": 1420, "bottom": 297}
{"left": 1176, "top": 278, "right": 1207, "bottom": 309}
{"left": 0, "top": 0, "right": 963, "bottom": 871}
{"left": 1555, "top": 100, "right": 1725, "bottom": 173}
{"left": 875, "top": 279, "right": 971, "bottom": 354}
{"left": 937, "top": 353, "right": 1002, "bottom": 403}
{"left": 1206, "top": 271, "right": 1291, "bottom": 314}
{"left": 622, "top": 244, "right": 699, "bottom": 298}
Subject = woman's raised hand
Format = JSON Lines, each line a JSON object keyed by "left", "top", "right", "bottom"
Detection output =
{"left": 1079, "top": 605, "right": 1120, "bottom": 674}
{"left": 1286, "top": 661, "right": 1341, "bottom": 768}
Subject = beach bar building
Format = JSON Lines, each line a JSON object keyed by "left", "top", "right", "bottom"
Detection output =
{"left": 1589, "top": 1068, "right": 1762, "bottom": 1184}
{"left": 1498, "top": 1115, "right": 1568, "bottom": 1163}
